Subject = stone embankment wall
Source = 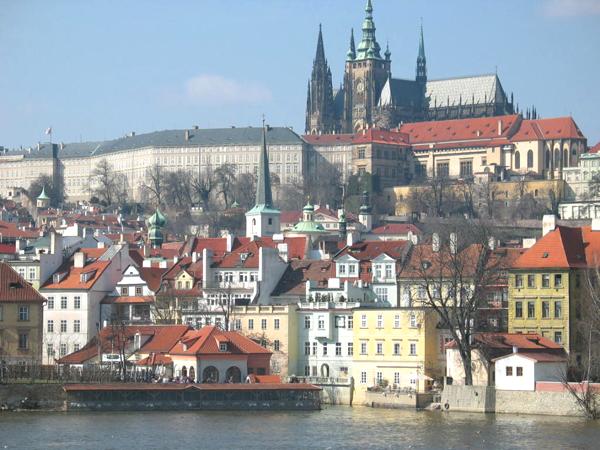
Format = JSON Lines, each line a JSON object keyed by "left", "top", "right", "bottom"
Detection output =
{"left": 0, "top": 384, "right": 67, "bottom": 411}
{"left": 441, "top": 385, "right": 586, "bottom": 416}
{"left": 318, "top": 382, "right": 353, "bottom": 405}
{"left": 364, "top": 391, "right": 434, "bottom": 409}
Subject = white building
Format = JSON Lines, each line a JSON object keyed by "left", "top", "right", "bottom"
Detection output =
{"left": 494, "top": 351, "right": 566, "bottom": 391}
{"left": 40, "top": 244, "right": 132, "bottom": 363}
{"left": 561, "top": 151, "right": 600, "bottom": 219}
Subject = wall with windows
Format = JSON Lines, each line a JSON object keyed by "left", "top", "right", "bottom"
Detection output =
{"left": 508, "top": 269, "right": 575, "bottom": 353}
{"left": 0, "top": 300, "right": 44, "bottom": 364}
{"left": 494, "top": 353, "right": 565, "bottom": 391}
{"left": 351, "top": 308, "right": 442, "bottom": 403}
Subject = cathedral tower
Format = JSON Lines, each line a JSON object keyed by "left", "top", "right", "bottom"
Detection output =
{"left": 305, "top": 25, "right": 336, "bottom": 134}
{"left": 342, "top": 0, "right": 391, "bottom": 133}
{"left": 416, "top": 23, "right": 427, "bottom": 85}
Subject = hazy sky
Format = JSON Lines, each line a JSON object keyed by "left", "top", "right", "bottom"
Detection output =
{"left": 1, "top": 0, "right": 599, "bottom": 148}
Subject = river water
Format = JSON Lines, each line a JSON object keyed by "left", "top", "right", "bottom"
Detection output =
{"left": 1, "top": 406, "right": 599, "bottom": 449}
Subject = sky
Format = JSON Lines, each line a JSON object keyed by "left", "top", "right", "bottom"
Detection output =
{"left": 0, "top": 0, "right": 599, "bottom": 148}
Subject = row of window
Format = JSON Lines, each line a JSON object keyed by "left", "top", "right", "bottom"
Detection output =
{"left": 303, "top": 315, "right": 353, "bottom": 330}
{"left": 360, "top": 371, "right": 417, "bottom": 386}
{"left": 16, "top": 266, "right": 37, "bottom": 281}
{"left": 46, "top": 296, "right": 81, "bottom": 310}
{"left": 514, "top": 300, "right": 562, "bottom": 320}
{"left": 0, "top": 330, "right": 29, "bottom": 350}
{"left": 46, "top": 342, "right": 80, "bottom": 358}
{"left": 235, "top": 318, "right": 281, "bottom": 331}
{"left": 47, "top": 320, "right": 81, "bottom": 333}
{"left": 120, "top": 286, "right": 144, "bottom": 296}
{"left": 0, "top": 305, "right": 30, "bottom": 322}
{"left": 360, "top": 340, "right": 418, "bottom": 356}
{"left": 359, "top": 314, "right": 419, "bottom": 329}
{"left": 304, "top": 341, "right": 353, "bottom": 357}
{"left": 515, "top": 274, "right": 563, "bottom": 289}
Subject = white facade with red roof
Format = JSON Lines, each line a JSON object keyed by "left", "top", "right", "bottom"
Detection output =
{"left": 40, "top": 245, "right": 133, "bottom": 363}
{"left": 494, "top": 350, "right": 567, "bottom": 391}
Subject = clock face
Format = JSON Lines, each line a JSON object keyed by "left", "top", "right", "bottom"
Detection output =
{"left": 356, "top": 80, "right": 364, "bottom": 93}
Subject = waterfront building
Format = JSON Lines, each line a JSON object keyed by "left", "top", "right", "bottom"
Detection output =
{"left": 445, "top": 332, "right": 564, "bottom": 386}
{"left": 306, "top": 1, "right": 515, "bottom": 134}
{"left": 493, "top": 348, "right": 567, "bottom": 391}
{"left": 231, "top": 304, "right": 299, "bottom": 377}
{"left": 508, "top": 218, "right": 600, "bottom": 359}
{"left": 352, "top": 307, "right": 443, "bottom": 399}
{"left": 40, "top": 245, "right": 132, "bottom": 363}
{"left": 0, "top": 262, "right": 46, "bottom": 364}
{"left": 168, "top": 326, "right": 272, "bottom": 382}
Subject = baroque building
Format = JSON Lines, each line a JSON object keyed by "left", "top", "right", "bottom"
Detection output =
{"left": 305, "top": 0, "right": 515, "bottom": 134}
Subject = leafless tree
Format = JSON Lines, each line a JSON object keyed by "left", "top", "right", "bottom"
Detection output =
{"left": 191, "top": 166, "right": 216, "bottom": 211}
{"left": 214, "top": 163, "right": 237, "bottom": 208}
{"left": 90, "top": 159, "right": 127, "bottom": 206}
{"left": 142, "top": 163, "right": 165, "bottom": 208}
{"left": 164, "top": 169, "right": 193, "bottom": 210}
{"left": 150, "top": 294, "right": 180, "bottom": 324}
{"left": 233, "top": 173, "right": 257, "bottom": 209}
{"left": 408, "top": 220, "right": 500, "bottom": 385}
{"left": 108, "top": 321, "right": 129, "bottom": 381}
{"left": 475, "top": 179, "right": 499, "bottom": 219}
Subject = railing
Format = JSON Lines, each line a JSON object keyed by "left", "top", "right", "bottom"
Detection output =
{"left": 0, "top": 364, "right": 126, "bottom": 384}
{"left": 288, "top": 376, "right": 350, "bottom": 385}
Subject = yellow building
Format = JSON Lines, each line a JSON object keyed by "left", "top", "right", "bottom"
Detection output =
{"left": 352, "top": 307, "right": 443, "bottom": 402}
{"left": 0, "top": 263, "right": 46, "bottom": 364}
{"left": 231, "top": 305, "right": 298, "bottom": 377}
{"left": 507, "top": 223, "right": 599, "bottom": 357}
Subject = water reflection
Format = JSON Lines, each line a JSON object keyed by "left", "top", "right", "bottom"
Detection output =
{"left": 1, "top": 406, "right": 599, "bottom": 449}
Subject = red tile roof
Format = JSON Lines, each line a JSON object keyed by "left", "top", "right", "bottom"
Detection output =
{"left": 135, "top": 354, "right": 173, "bottom": 366}
{"left": 169, "top": 326, "right": 271, "bottom": 356}
{"left": 512, "top": 117, "right": 585, "bottom": 142}
{"left": 101, "top": 296, "right": 154, "bottom": 304}
{"left": 0, "top": 263, "right": 46, "bottom": 303}
{"left": 138, "top": 267, "right": 167, "bottom": 292}
{"left": 399, "top": 114, "right": 520, "bottom": 144}
{"left": 41, "top": 259, "right": 111, "bottom": 290}
{"left": 215, "top": 236, "right": 306, "bottom": 268}
{"left": 0, "top": 243, "right": 16, "bottom": 254}
{"left": 336, "top": 240, "right": 410, "bottom": 262}
{"left": 589, "top": 142, "right": 600, "bottom": 154}
{"left": 370, "top": 223, "right": 422, "bottom": 235}
{"left": 0, "top": 220, "right": 38, "bottom": 239}
{"left": 271, "top": 259, "right": 334, "bottom": 296}
{"left": 303, "top": 129, "right": 410, "bottom": 146}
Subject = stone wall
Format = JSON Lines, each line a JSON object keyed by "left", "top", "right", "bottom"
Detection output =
{"left": 318, "top": 382, "right": 353, "bottom": 405}
{"left": 495, "top": 390, "right": 584, "bottom": 417}
{"left": 364, "top": 391, "right": 434, "bottom": 409}
{"left": 440, "top": 385, "right": 495, "bottom": 413}
{"left": 0, "top": 384, "right": 67, "bottom": 411}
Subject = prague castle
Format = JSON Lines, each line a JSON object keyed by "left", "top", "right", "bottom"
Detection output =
{"left": 305, "top": 0, "right": 515, "bottom": 134}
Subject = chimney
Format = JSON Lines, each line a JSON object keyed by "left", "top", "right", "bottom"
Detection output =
{"left": 15, "top": 239, "right": 23, "bottom": 253}
{"left": 512, "top": 345, "right": 518, "bottom": 354}
{"left": 50, "top": 230, "right": 57, "bottom": 255}
{"left": 432, "top": 233, "right": 440, "bottom": 252}
{"left": 346, "top": 232, "right": 356, "bottom": 247}
{"left": 192, "top": 252, "right": 198, "bottom": 263}
{"left": 226, "top": 233, "right": 233, "bottom": 252}
{"left": 488, "top": 236, "right": 496, "bottom": 251}
{"left": 498, "top": 119, "right": 503, "bottom": 136}
{"left": 74, "top": 251, "right": 86, "bottom": 268}
{"left": 542, "top": 214, "right": 557, "bottom": 236}
{"left": 184, "top": 130, "right": 190, "bottom": 141}
{"left": 173, "top": 256, "right": 179, "bottom": 265}
{"left": 449, "top": 232, "right": 457, "bottom": 254}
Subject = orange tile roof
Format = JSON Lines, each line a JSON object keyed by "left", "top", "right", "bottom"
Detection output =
{"left": 41, "top": 259, "right": 111, "bottom": 290}
{"left": 589, "top": 142, "right": 600, "bottom": 153}
{"left": 271, "top": 259, "right": 334, "bottom": 296}
{"left": 138, "top": 267, "right": 167, "bottom": 292}
{"left": 215, "top": 236, "right": 306, "bottom": 268}
{"left": 513, "top": 117, "right": 585, "bottom": 141}
{"left": 169, "top": 326, "right": 271, "bottom": 357}
{"left": 0, "top": 220, "right": 38, "bottom": 239}
{"left": 513, "top": 226, "right": 590, "bottom": 269}
{"left": 399, "top": 114, "right": 520, "bottom": 144}
{"left": 135, "top": 354, "right": 173, "bottom": 366}
{"left": 0, "top": 263, "right": 46, "bottom": 303}
{"left": 101, "top": 296, "right": 154, "bottom": 304}
{"left": 371, "top": 223, "right": 422, "bottom": 235}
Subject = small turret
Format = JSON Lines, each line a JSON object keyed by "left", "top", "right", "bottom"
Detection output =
{"left": 146, "top": 209, "right": 167, "bottom": 248}
{"left": 346, "top": 28, "right": 356, "bottom": 61}
{"left": 36, "top": 186, "right": 50, "bottom": 209}
{"left": 358, "top": 191, "right": 373, "bottom": 232}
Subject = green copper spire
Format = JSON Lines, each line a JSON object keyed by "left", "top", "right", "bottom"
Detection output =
{"left": 37, "top": 186, "right": 50, "bottom": 201}
{"left": 346, "top": 28, "right": 356, "bottom": 61}
{"left": 416, "top": 21, "right": 427, "bottom": 83}
{"left": 356, "top": 0, "right": 381, "bottom": 60}
{"left": 254, "top": 122, "right": 273, "bottom": 209}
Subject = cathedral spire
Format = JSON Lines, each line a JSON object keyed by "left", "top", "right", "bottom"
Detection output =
{"left": 416, "top": 21, "right": 427, "bottom": 84}
{"left": 356, "top": 0, "right": 381, "bottom": 59}
{"left": 255, "top": 120, "right": 273, "bottom": 208}
{"left": 315, "top": 23, "right": 325, "bottom": 63}
{"left": 346, "top": 28, "right": 356, "bottom": 61}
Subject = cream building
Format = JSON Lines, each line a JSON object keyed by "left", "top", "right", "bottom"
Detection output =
{"left": 0, "top": 127, "right": 306, "bottom": 203}
{"left": 560, "top": 151, "right": 600, "bottom": 219}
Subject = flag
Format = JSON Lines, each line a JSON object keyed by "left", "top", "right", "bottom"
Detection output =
{"left": 45, "top": 127, "right": 52, "bottom": 135}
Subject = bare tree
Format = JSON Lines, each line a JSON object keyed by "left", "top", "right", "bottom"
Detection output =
{"left": 407, "top": 220, "right": 500, "bottom": 385}
{"left": 475, "top": 179, "right": 499, "bottom": 220}
{"left": 191, "top": 166, "right": 216, "bottom": 211}
{"left": 142, "top": 163, "right": 165, "bottom": 207}
{"left": 233, "top": 173, "right": 257, "bottom": 210}
{"left": 90, "top": 159, "right": 127, "bottom": 206}
{"left": 164, "top": 169, "right": 193, "bottom": 210}
{"left": 214, "top": 163, "right": 237, "bottom": 208}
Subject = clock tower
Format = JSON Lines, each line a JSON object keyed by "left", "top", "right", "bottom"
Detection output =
{"left": 342, "top": 0, "right": 390, "bottom": 133}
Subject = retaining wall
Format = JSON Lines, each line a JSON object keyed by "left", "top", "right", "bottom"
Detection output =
{"left": 0, "top": 384, "right": 67, "bottom": 410}
{"left": 364, "top": 391, "right": 434, "bottom": 409}
{"left": 440, "top": 385, "right": 495, "bottom": 413}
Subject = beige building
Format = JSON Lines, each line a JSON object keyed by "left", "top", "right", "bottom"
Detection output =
{"left": 231, "top": 304, "right": 298, "bottom": 377}
{"left": 0, "top": 127, "right": 306, "bottom": 203}
{"left": 0, "top": 263, "right": 46, "bottom": 364}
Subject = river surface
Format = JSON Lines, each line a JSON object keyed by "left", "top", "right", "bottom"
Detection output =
{"left": 1, "top": 406, "right": 599, "bottom": 449}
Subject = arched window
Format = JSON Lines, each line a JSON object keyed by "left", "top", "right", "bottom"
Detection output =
{"left": 189, "top": 366, "right": 195, "bottom": 383}
{"left": 225, "top": 366, "right": 242, "bottom": 383}
{"left": 252, "top": 218, "right": 256, "bottom": 226}
{"left": 202, "top": 366, "right": 219, "bottom": 383}
{"left": 563, "top": 148, "right": 569, "bottom": 168}
{"left": 181, "top": 366, "right": 187, "bottom": 378}
{"left": 514, "top": 151, "right": 520, "bottom": 169}
{"left": 571, "top": 146, "right": 578, "bottom": 166}
{"left": 554, "top": 148, "right": 561, "bottom": 168}
{"left": 320, "top": 363, "right": 330, "bottom": 378}
{"left": 545, "top": 149, "right": 551, "bottom": 169}
{"left": 527, "top": 150, "right": 534, "bottom": 168}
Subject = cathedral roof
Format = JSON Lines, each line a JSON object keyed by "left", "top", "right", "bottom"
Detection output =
{"left": 426, "top": 74, "right": 507, "bottom": 108}
{"left": 378, "top": 78, "right": 423, "bottom": 108}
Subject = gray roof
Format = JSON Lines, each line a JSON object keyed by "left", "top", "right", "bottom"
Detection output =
{"left": 8, "top": 127, "right": 303, "bottom": 160}
{"left": 378, "top": 78, "right": 423, "bottom": 108}
{"left": 426, "top": 74, "right": 507, "bottom": 108}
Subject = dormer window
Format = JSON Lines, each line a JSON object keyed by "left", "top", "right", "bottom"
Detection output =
{"left": 219, "top": 342, "right": 228, "bottom": 352}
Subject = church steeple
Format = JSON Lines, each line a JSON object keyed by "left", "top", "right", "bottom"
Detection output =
{"left": 416, "top": 22, "right": 427, "bottom": 84}
{"left": 255, "top": 122, "right": 273, "bottom": 208}
{"left": 356, "top": 0, "right": 381, "bottom": 60}
{"left": 245, "top": 121, "right": 280, "bottom": 238}
{"left": 315, "top": 23, "right": 325, "bottom": 63}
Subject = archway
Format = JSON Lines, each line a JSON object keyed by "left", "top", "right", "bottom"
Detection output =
{"left": 225, "top": 366, "right": 242, "bottom": 383}
{"left": 189, "top": 366, "right": 195, "bottom": 383}
{"left": 320, "top": 363, "right": 330, "bottom": 378}
{"left": 202, "top": 366, "right": 219, "bottom": 383}
{"left": 181, "top": 366, "right": 187, "bottom": 378}
{"left": 554, "top": 148, "right": 561, "bottom": 168}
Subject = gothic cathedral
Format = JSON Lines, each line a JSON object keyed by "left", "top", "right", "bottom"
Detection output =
{"left": 305, "top": 0, "right": 515, "bottom": 135}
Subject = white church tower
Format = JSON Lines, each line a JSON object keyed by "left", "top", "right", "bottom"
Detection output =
{"left": 245, "top": 123, "right": 281, "bottom": 238}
